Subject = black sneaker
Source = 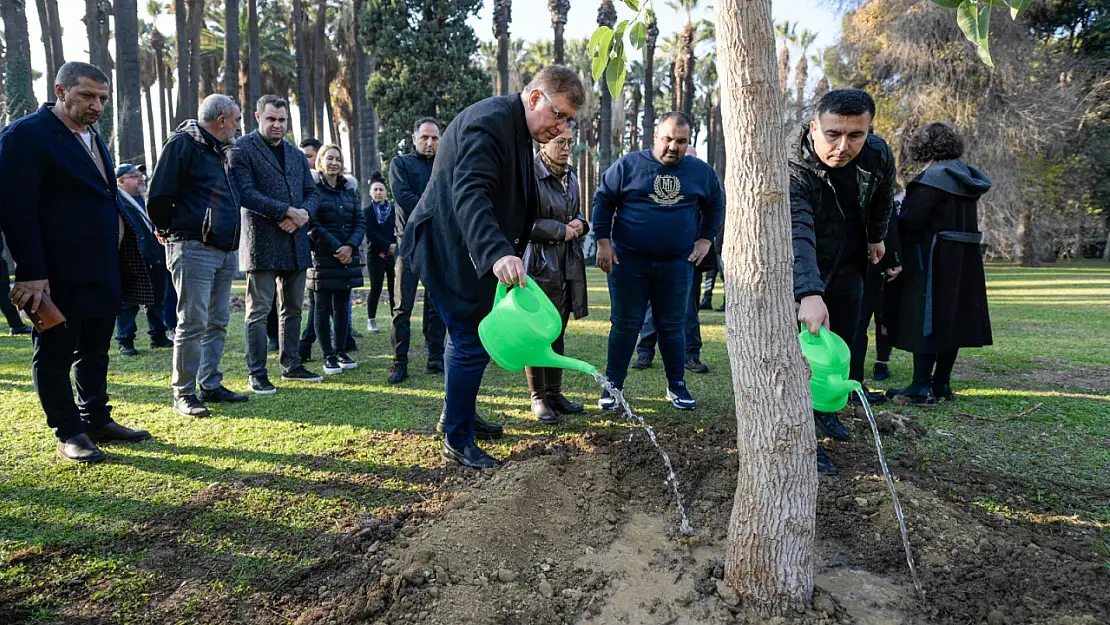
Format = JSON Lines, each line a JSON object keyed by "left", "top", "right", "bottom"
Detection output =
{"left": 666, "top": 381, "right": 696, "bottom": 410}
{"left": 9, "top": 325, "right": 32, "bottom": 336}
{"left": 267, "top": 339, "right": 279, "bottom": 353}
{"left": 282, "top": 366, "right": 324, "bottom": 382}
{"left": 816, "top": 446, "right": 839, "bottom": 476}
{"left": 685, "top": 358, "right": 709, "bottom": 374}
{"left": 337, "top": 353, "right": 358, "bottom": 370}
{"left": 872, "top": 362, "right": 891, "bottom": 381}
{"left": 815, "top": 411, "right": 851, "bottom": 441}
{"left": 174, "top": 394, "right": 211, "bottom": 417}
{"left": 119, "top": 342, "right": 139, "bottom": 356}
{"left": 388, "top": 363, "right": 408, "bottom": 384}
{"left": 249, "top": 375, "right": 278, "bottom": 395}
{"left": 631, "top": 355, "right": 653, "bottom": 370}
{"left": 150, "top": 334, "right": 174, "bottom": 348}
{"left": 198, "top": 385, "right": 249, "bottom": 403}
{"left": 323, "top": 356, "right": 343, "bottom": 375}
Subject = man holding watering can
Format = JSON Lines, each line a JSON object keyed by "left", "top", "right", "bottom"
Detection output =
{"left": 399, "top": 66, "right": 585, "bottom": 469}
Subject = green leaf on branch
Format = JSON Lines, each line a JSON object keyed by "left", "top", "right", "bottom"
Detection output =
{"left": 1008, "top": 0, "right": 1031, "bottom": 19}
{"left": 623, "top": 0, "right": 640, "bottom": 11}
{"left": 930, "top": 0, "right": 963, "bottom": 7}
{"left": 630, "top": 22, "right": 647, "bottom": 50}
{"left": 606, "top": 56, "right": 627, "bottom": 99}
{"left": 956, "top": 0, "right": 994, "bottom": 68}
{"left": 589, "top": 25, "right": 613, "bottom": 56}
{"left": 592, "top": 54, "right": 609, "bottom": 81}
{"left": 616, "top": 20, "right": 629, "bottom": 41}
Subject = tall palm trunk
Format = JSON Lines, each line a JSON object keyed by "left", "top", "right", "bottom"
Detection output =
{"left": 493, "top": 0, "right": 511, "bottom": 96}
{"left": 144, "top": 83, "right": 158, "bottom": 166}
{"left": 794, "top": 54, "right": 807, "bottom": 123}
{"left": 247, "top": 0, "right": 261, "bottom": 132}
{"left": 641, "top": 12, "right": 657, "bottom": 150}
{"left": 629, "top": 86, "right": 641, "bottom": 149}
{"left": 116, "top": 0, "right": 146, "bottom": 165}
{"left": 162, "top": 61, "right": 174, "bottom": 134}
{"left": 174, "top": 0, "right": 189, "bottom": 124}
{"left": 84, "top": 0, "right": 105, "bottom": 67}
{"left": 313, "top": 0, "right": 327, "bottom": 140}
{"left": 224, "top": 0, "right": 240, "bottom": 98}
{"left": 597, "top": 0, "right": 616, "bottom": 174}
{"left": 186, "top": 0, "right": 204, "bottom": 119}
{"left": 354, "top": 0, "right": 379, "bottom": 203}
{"left": 675, "top": 22, "right": 695, "bottom": 116}
{"left": 293, "top": 0, "right": 312, "bottom": 140}
{"left": 549, "top": 0, "right": 569, "bottom": 65}
{"left": 1, "top": 0, "right": 37, "bottom": 122}
{"left": 34, "top": 0, "right": 54, "bottom": 101}
{"left": 715, "top": 0, "right": 817, "bottom": 613}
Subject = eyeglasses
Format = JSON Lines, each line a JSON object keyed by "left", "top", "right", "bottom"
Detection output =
{"left": 541, "top": 91, "right": 576, "bottom": 127}
{"left": 549, "top": 139, "right": 574, "bottom": 150}
{"left": 122, "top": 173, "right": 146, "bottom": 180}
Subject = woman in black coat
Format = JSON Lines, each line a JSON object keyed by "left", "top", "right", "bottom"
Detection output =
{"left": 307, "top": 144, "right": 366, "bottom": 375}
{"left": 886, "top": 122, "right": 992, "bottom": 404}
{"left": 362, "top": 173, "right": 396, "bottom": 334}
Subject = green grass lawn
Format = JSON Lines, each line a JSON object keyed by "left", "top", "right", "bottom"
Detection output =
{"left": 1, "top": 261, "right": 1108, "bottom": 623}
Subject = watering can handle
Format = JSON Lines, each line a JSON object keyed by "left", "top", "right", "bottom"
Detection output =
{"left": 494, "top": 278, "right": 539, "bottom": 304}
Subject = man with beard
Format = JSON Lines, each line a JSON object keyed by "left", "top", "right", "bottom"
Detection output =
{"left": 0, "top": 62, "right": 154, "bottom": 461}
{"left": 400, "top": 66, "right": 584, "bottom": 469}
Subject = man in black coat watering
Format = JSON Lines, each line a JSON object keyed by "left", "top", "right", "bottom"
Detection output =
{"left": 400, "top": 66, "right": 584, "bottom": 469}
{"left": 790, "top": 89, "right": 896, "bottom": 476}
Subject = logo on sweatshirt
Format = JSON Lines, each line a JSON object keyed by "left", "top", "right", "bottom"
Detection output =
{"left": 650, "top": 174, "right": 685, "bottom": 205}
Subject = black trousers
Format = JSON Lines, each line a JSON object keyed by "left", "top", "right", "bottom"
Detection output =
{"left": 367, "top": 255, "right": 395, "bottom": 320}
{"left": 850, "top": 264, "right": 892, "bottom": 383}
{"left": 0, "top": 257, "right": 26, "bottom": 329}
{"left": 313, "top": 289, "right": 352, "bottom": 358}
{"left": 32, "top": 316, "right": 116, "bottom": 441}
{"left": 391, "top": 256, "right": 445, "bottom": 366}
{"left": 300, "top": 290, "right": 355, "bottom": 355}
{"left": 826, "top": 264, "right": 866, "bottom": 363}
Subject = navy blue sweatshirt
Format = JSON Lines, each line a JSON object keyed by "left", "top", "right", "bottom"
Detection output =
{"left": 591, "top": 150, "right": 724, "bottom": 259}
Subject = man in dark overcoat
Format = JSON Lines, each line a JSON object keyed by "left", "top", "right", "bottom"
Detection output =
{"left": 400, "top": 66, "right": 584, "bottom": 469}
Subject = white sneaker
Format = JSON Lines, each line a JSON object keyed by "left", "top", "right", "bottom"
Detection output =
{"left": 368, "top": 319, "right": 379, "bottom": 333}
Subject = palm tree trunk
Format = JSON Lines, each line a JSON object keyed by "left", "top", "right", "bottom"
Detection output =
{"left": 116, "top": 0, "right": 146, "bottom": 166}
{"left": 629, "top": 86, "right": 641, "bottom": 149}
{"left": 597, "top": 0, "right": 616, "bottom": 174}
{"left": 34, "top": 0, "right": 54, "bottom": 101}
{"left": 549, "top": 0, "right": 568, "bottom": 65}
{"left": 326, "top": 95, "right": 340, "bottom": 148}
{"left": 45, "top": 0, "right": 63, "bottom": 68}
{"left": 1, "top": 0, "right": 38, "bottom": 122}
{"left": 144, "top": 84, "right": 159, "bottom": 166}
{"left": 715, "top": 0, "right": 817, "bottom": 613}
{"left": 354, "top": 3, "right": 379, "bottom": 203}
{"left": 293, "top": 0, "right": 312, "bottom": 140}
{"left": 705, "top": 88, "right": 715, "bottom": 169}
{"left": 174, "top": 0, "right": 189, "bottom": 124}
{"left": 224, "top": 0, "right": 240, "bottom": 98}
{"left": 493, "top": 0, "right": 511, "bottom": 96}
{"left": 313, "top": 0, "right": 327, "bottom": 140}
{"left": 794, "top": 56, "right": 807, "bottom": 123}
{"left": 187, "top": 0, "right": 204, "bottom": 119}
{"left": 162, "top": 61, "right": 174, "bottom": 134}
{"left": 712, "top": 95, "right": 725, "bottom": 180}
{"left": 84, "top": 0, "right": 104, "bottom": 67}
{"left": 641, "top": 14, "right": 657, "bottom": 150}
{"left": 247, "top": 0, "right": 261, "bottom": 132}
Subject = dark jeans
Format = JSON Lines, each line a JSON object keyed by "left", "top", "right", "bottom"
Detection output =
{"left": 391, "top": 256, "right": 445, "bottom": 367}
{"left": 850, "top": 264, "right": 892, "bottom": 383}
{"left": 300, "top": 290, "right": 355, "bottom": 355}
{"left": 266, "top": 304, "right": 279, "bottom": 344}
{"left": 313, "top": 289, "right": 352, "bottom": 358}
{"left": 435, "top": 302, "right": 490, "bottom": 450}
{"left": 637, "top": 267, "right": 704, "bottom": 360}
{"left": 605, "top": 253, "right": 693, "bottom": 389}
{"left": 163, "top": 274, "right": 178, "bottom": 331}
{"left": 245, "top": 269, "right": 306, "bottom": 377}
{"left": 32, "top": 316, "right": 116, "bottom": 441}
{"left": 0, "top": 257, "right": 26, "bottom": 329}
{"left": 116, "top": 264, "right": 169, "bottom": 343}
{"left": 368, "top": 254, "right": 395, "bottom": 319}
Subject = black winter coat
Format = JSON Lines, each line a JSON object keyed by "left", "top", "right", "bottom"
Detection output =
{"left": 525, "top": 155, "right": 589, "bottom": 320}
{"left": 888, "top": 160, "right": 992, "bottom": 354}
{"left": 400, "top": 94, "right": 538, "bottom": 322}
{"left": 789, "top": 124, "right": 896, "bottom": 300}
{"left": 307, "top": 175, "right": 366, "bottom": 292}
{"left": 364, "top": 201, "right": 397, "bottom": 256}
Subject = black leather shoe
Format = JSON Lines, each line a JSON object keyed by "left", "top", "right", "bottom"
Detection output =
{"left": 436, "top": 413, "right": 505, "bottom": 440}
{"left": 87, "top": 421, "right": 153, "bottom": 443}
{"left": 425, "top": 360, "right": 445, "bottom": 375}
{"left": 631, "top": 355, "right": 653, "bottom": 370}
{"left": 10, "top": 325, "right": 32, "bottom": 336}
{"left": 57, "top": 434, "right": 106, "bottom": 463}
{"left": 685, "top": 358, "right": 709, "bottom": 374}
{"left": 174, "top": 394, "right": 211, "bottom": 417}
{"left": 815, "top": 411, "right": 851, "bottom": 442}
{"left": 150, "top": 334, "right": 174, "bottom": 348}
{"left": 119, "top": 342, "right": 139, "bottom": 356}
{"left": 548, "top": 393, "right": 584, "bottom": 414}
{"left": 932, "top": 383, "right": 956, "bottom": 402}
{"left": 886, "top": 383, "right": 936, "bottom": 405}
{"left": 816, "top": 446, "right": 839, "bottom": 476}
{"left": 531, "top": 397, "right": 560, "bottom": 424}
{"left": 199, "top": 385, "right": 250, "bottom": 403}
{"left": 388, "top": 364, "right": 408, "bottom": 384}
{"left": 441, "top": 440, "right": 501, "bottom": 469}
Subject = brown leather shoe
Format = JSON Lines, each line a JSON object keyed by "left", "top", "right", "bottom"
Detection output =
{"left": 56, "top": 434, "right": 106, "bottom": 463}
{"left": 87, "top": 421, "right": 153, "bottom": 444}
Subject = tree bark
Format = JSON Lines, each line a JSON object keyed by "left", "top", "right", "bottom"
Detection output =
{"left": 353, "top": 0, "right": 379, "bottom": 203}
{"left": 493, "top": 0, "right": 511, "bottom": 96}
{"left": 313, "top": 0, "right": 327, "bottom": 140}
{"left": 224, "top": 0, "right": 240, "bottom": 99}
{"left": 84, "top": 0, "right": 104, "bottom": 68}
{"left": 174, "top": 0, "right": 189, "bottom": 124}
{"left": 597, "top": 0, "right": 616, "bottom": 174}
{"left": 35, "top": 0, "right": 55, "bottom": 101}
{"left": 549, "top": 0, "right": 568, "bottom": 65}
{"left": 1, "top": 0, "right": 38, "bottom": 122}
{"left": 247, "top": 0, "right": 261, "bottom": 132}
{"left": 641, "top": 13, "right": 657, "bottom": 150}
{"left": 715, "top": 0, "right": 817, "bottom": 614}
{"left": 144, "top": 83, "right": 158, "bottom": 166}
{"left": 187, "top": 0, "right": 204, "bottom": 119}
{"left": 115, "top": 0, "right": 146, "bottom": 166}
{"left": 45, "top": 0, "right": 63, "bottom": 70}
{"left": 293, "top": 0, "right": 312, "bottom": 140}
{"left": 162, "top": 60, "right": 174, "bottom": 134}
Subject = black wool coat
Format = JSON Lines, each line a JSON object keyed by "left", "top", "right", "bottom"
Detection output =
{"left": 888, "top": 160, "right": 993, "bottom": 354}
{"left": 399, "top": 94, "right": 539, "bottom": 322}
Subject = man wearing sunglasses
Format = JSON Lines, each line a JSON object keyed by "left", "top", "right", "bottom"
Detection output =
{"left": 399, "top": 65, "right": 584, "bottom": 469}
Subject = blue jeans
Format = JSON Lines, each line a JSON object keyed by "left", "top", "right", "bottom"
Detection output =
{"left": 166, "top": 240, "right": 236, "bottom": 398}
{"left": 636, "top": 267, "right": 704, "bottom": 360}
{"left": 116, "top": 264, "right": 169, "bottom": 343}
{"left": 606, "top": 253, "right": 693, "bottom": 389}
{"left": 435, "top": 302, "right": 491, "bottom": 450}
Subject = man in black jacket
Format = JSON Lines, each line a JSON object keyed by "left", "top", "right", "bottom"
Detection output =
{"left": 148, "top": 94, "right": 249, "bottom": 418}
{"left": 0, "top": 62, "right": 154, "bottom": 462}
{"left": 387, "top": 118, "right": 446, "bottom": 384}
{"left": 790, "top": 89, "right": 895, "bottom": 476}
{"left": 401, "top": 66, "right": 584, "bottom": 469}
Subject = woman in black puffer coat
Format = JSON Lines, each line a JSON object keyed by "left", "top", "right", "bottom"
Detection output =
{"left": 307, "top": 144, "right": 366, "bottom": 375}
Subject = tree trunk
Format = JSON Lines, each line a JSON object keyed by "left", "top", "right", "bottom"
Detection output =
{"left": 224, "top": 0, "right": 240, "bottom": 99}
{"left": 641, "top": 14, "right": 657, "bottom": 150}
{"left": 549, "top": 0, "right": 568, "bottom": 65}
{"left": 629, "top": 86, "right": 641, "bottom": 150}
{"left": 35, "top": 0, "right": 55, "bottom": 101}
{"left": 144, "top": 84, "right": 158, "bottom": 166}
{"left": 356, "top": 49, "right": 379, "bottom": 204}
{"left": 706, "top": 89, "right": 715, "bottom": 169}
{"left": 247, "top": 0, "right": 261, "bottom": 132}
{"left": 162, "top": 60, "right": 174, "bottom": 134}
{"left": 45, "top": 0, "right": 63, "bottom": 68}
{"left": 715, "top": 0, "right": 817, "bottom": 614}
{"left": 795, "top": 55, "right": 808, "bottom": 123}
{"left": 597, "top": 0, "right": 616, "bottom": 174}
{"left": 1016, "top": 208, "right": 1038, "bottom": 267}
{"left": 84, "top": 0, "right": 104, "bottom": 67}
{"left": 174, "top": 0, "right": 189, "bottom": 124}
{"left": 713, "top": 98, "right": 725, "bottom": 180}
{"left": 115, "top": 0, "right": 146, "bottom": 166}
{"left": 187, "top": 0, "right": 204, "bottom": 119}
{"left": 293, "top": 0, "right": 312, "bottom": 140}
{"left": 493, "top": 0, "right": 511, "bottom": 96}
{"left": 313, "top": 0, "right": 327, "bottom": 140}
{"left": 1, "top": 0, "right": 38, "bottom": 122}
{"left": 326, "top": 95, "right": 340, "bottom": 148}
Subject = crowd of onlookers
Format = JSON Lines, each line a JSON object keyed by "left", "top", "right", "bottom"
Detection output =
{"left": 2, "top": 62, "right": 992, "bottom": 475}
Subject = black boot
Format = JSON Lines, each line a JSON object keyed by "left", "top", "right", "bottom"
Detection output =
{"left": 546, "top": 368, "right": 583, "bottom": 415}
{"left": 527, "top": 367, "right": 559, "bottom": 424}
{"left": 698, "top": 294, "right": 714, "bottom": 311}
{"left": 118, "top": 340, "right": 138, "bottom": 356}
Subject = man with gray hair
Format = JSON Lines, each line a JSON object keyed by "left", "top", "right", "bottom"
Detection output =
{"left": 148, "top": 93, "right": 249, "bottom": 418}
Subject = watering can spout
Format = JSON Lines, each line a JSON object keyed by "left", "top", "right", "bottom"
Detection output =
{"left": 835, "top": 377, "right": 863, "bottom": 396}
{"left": 537, "top": 351, "right": 598, "bottom": 376}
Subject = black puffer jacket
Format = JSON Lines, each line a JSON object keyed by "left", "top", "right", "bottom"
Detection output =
{"left": 789, "top": 123, "right": 896, "bottom": 300}
{"left": 307, "top": 174, "right": 366, "bottom": 292}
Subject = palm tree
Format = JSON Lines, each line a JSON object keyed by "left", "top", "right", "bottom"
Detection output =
{"left": 34, "top": 0, "right": 65, "bottom": 100}
{"left": 641, "top": 9, "right": 657, "bottom": 150}
{"left": 224, "top": 0, "right": 239, "bottom": 98}
{"left": 596, "top": 0, "right": 616, "bottom": 173}
{"left": 625, "top": 60, "right": 644, "bottom": 148}
{"left": 548, "top": 0, "right": 569, "bottom": 65}
{"left": 186, "top": 0, "right": 204, "bottom": 118}
{"left": 313, "top": 0, "right": 327, "bottom": 140}
{"left": 140, "top": 20, "right": 160, "bottom": 165}
{"left": 148, "top": 1, "right": 173, "bottom": 134}
{"left": 173, "top": 0, "right": 189, "bottom": 123}
{"left": 293, "top": 0, "right": 312, "bottom": 140}
{"left": 84, "top": 0, "right": 113, "bottom": 143}
{"left": 352, "top": 0, "right": 380, "bottom": 197}
{"left": 794, "top": 29, "right": 817, "bottom": 122}
{"left": 667, "top": 0, "right": 698, "bottom": 117}
{"left": 521, "top": 40, "right": 553, "bottom": 87}
{"left": 116, "top": 0, "right": 146, "bottom": 166}
{"left": 1, "top": 0, "right": 37, "bottom": 122}
{"left": 246, "top": 0, "right": 260, "bottom": 131}
{"left": 493, "top": 0, "right": 511, "bottom": 95}
{"left": 774, "top": 20, "right": 796, "bottom": 99}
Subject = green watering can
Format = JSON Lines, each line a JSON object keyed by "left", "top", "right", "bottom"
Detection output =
{"left": 479, "top": 280, "right": 598, "bottom": 375}
{"left": 798, "top": 326, "right": 862, "bottom": 413}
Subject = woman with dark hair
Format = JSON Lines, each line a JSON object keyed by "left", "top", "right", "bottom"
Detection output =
{"left": 307, "top": 144, "right": 366, "bottom": 375}
{"left": 887, "top": 122, "right": 992, "bottom": 404}
{"left": 363, "top": 173, "right": 396, "bottom": 334}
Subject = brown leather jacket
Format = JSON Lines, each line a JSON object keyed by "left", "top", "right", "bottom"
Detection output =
{"left": 524, "top": 155, "right": 589, "bottom": 319}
